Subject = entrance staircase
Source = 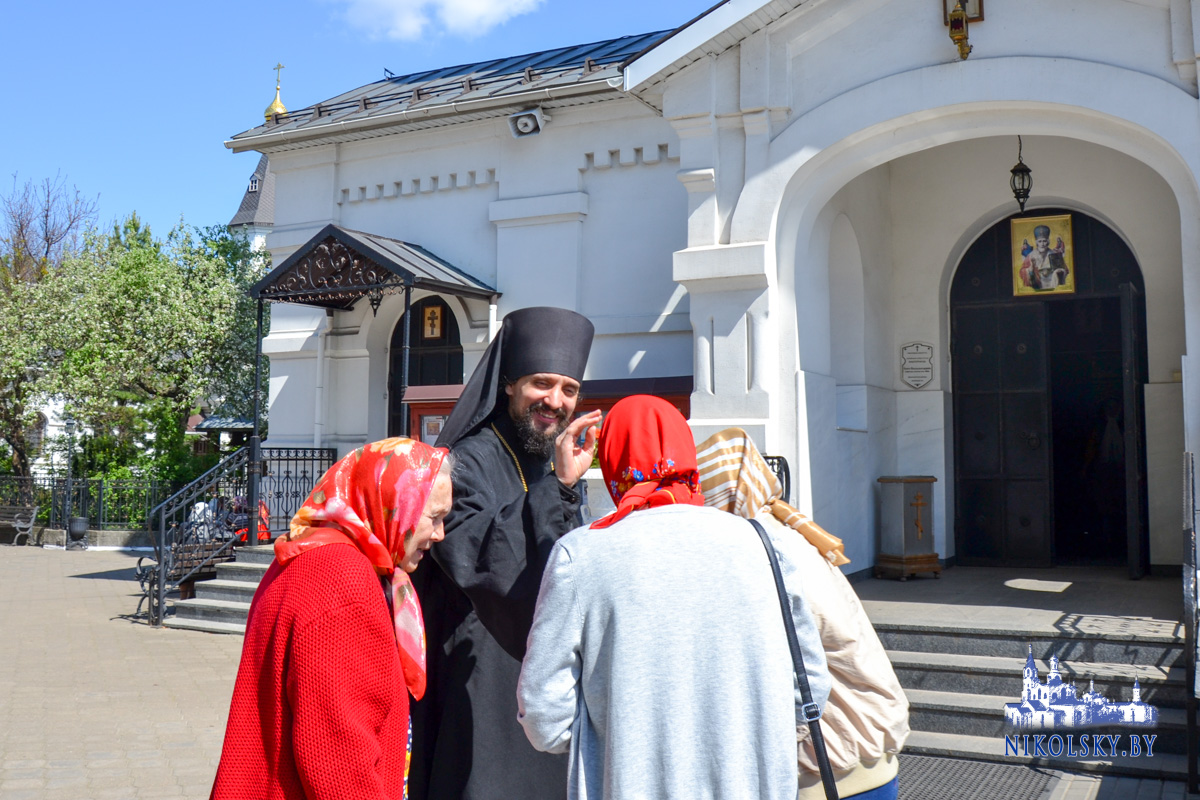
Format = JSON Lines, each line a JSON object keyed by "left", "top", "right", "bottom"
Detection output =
{"left": 861, "top": 568, "right": 1191, "bottom": 780}
{"left": 163, "top": 545, "right": 273, "bottom": 634}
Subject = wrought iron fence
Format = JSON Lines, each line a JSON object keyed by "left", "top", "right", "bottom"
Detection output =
{"left": 261, "top": 448, "right": 339, "bottom": 535}
{"left": 0, "top": 476, "right": 174, "bottom": 530}
{"left": 139, "top": 446, "right": 337, "bottom": 625}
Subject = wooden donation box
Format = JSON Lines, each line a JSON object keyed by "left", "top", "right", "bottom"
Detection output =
{"left": 875, "top": 476, "right": 941, "bottom": 580}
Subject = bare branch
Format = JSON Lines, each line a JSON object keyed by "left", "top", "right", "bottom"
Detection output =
{"left": 1, "top": 172, "right": 98, "bottom": 290}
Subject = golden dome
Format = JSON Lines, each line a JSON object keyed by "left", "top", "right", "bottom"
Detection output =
{"left": 264, "top": 63, "right": 287, "bottom": 122}
{"left": 264, "top": 85, "right": 287, "bottom": 122}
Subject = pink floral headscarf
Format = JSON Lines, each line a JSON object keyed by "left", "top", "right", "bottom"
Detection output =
{"left": 274, "top": 437, "right": 448, "bottom": 700}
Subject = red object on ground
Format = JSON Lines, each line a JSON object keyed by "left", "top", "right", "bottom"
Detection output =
{"left": 235, "top": 502, "right": 271, "bottom": 543}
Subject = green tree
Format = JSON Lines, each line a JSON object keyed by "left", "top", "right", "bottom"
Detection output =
{"left": 47, "top": 217, "right": 268, "bottom": 482}
{"left": 0, "top": 175, "right": 96, "bottom": 475}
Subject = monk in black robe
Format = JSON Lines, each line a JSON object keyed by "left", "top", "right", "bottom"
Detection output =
{"left": 410, "top": 306, "right": 600, "bottom": 800}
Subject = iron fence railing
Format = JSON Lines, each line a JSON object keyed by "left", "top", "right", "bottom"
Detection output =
{"left": 139, "top": 446, "right": 337, "bottom": 625}
{"left": 260, "top": 448, "right": 340, "bottom": 535}
{"left": 0, "top": 476, "right": 175, "bottom": 530}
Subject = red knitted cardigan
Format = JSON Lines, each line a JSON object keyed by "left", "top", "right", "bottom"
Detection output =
{"left": 211, "top": 543, "right": 411, "bottom": 800}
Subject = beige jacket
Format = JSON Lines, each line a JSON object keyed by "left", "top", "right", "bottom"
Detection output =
{"left": 753, "top": 513, "right": 910, "bottom": 796}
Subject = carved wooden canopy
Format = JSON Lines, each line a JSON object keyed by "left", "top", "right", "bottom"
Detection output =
{"left": 250, "top": 224, "right": 497, "bottom": 309}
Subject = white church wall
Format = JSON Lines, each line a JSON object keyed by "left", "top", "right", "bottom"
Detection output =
{"left": 263, "top": 354, "right": 315, "bottom": 449}
{"left": 636, "top": 0, "right": 1200, "bottom": 569}
{"left": 261, "top": 305, "right": 327, "bottom": 448}
{"left": 266, "top": 146, "right": 340, "bottom": 248}
{"left": 578, "top": 134, "right": 691, "bottom": 382}
{"left": 770, "top": 0, "right": 1187, "bottom": 125}
{"left": 329, "top": 350, "right": 371, "bottom": 449}
{"left": 824, "top": 170, "right": 905, "bottom": 565}
{"left": 259, "top": 95, "right": 688, "bottom": 451}
{"left": 731, "top": 115, "right": 1187, "bottom": 567}
{"left": 888, "top": 136, "right": 1186, "bottom": 563}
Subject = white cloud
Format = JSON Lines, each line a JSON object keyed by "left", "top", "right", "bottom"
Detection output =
{"left": 335, "top": 0, "right": 544, "bottom": 41}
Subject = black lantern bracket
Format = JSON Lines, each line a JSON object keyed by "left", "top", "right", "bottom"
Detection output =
{"left": 1010, "top": 136, "right": 1033, "bottom": 213}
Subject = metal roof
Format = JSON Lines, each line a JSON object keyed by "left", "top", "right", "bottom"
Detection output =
{"left": 250, "top": 224, "right": 497, "bottom": 309}
{"left": 227, "top": 31, "right": 670, "bottom": 153}
{"left": 229, "top": 154, "right": 275, "bottom": 228}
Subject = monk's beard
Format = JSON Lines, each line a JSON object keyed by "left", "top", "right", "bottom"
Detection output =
{"left": 512, "top": 402, "right": 569, "bottom": 459}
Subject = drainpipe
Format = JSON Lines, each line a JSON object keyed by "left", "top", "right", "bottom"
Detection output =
{"left": 400, "top": 285, "right": 413, "bottom": 437}
{"left": 248, "top": 299, "right": 264, "bottom": 540}
{"left": 313, "top": 311, "right": 329, "bottom": 447}
{"left": 488, "top": 295, "right": 499, "bottom": 341}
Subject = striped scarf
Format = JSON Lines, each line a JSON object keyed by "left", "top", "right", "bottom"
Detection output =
{"left": 696, "top": 427, "right": 850, "bottom": 566}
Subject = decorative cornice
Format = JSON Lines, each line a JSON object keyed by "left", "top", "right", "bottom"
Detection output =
{"left": 579, "top": 141, "right": 679, "bottom": 171}
{"left": 341, "top": 168, "right": 496, "bottom": 205}
{"left": 260, "top": 237, "right": 403, "bottom": 304}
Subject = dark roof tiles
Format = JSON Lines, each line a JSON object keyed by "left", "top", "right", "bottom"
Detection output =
{"left": 231, "top": 30, "right": 669, "bottom": 142}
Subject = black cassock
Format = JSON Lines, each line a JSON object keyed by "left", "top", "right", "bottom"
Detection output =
{"left": 409, "top": 412, "right": 580, "bottom": 800}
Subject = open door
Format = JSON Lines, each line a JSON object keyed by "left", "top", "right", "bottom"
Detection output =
{"left": 1120, "top": 282, "right": 1150, "bottom": 578}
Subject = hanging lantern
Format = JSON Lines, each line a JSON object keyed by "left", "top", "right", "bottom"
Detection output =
{"left": 367, "top": 286, "right": 384, "bottom": 316}
{"left": 1010, "top": 136, "right": 1033, "bottom": 213}
{"left": 948, "top": 0, "right": 972, "bottom": 60}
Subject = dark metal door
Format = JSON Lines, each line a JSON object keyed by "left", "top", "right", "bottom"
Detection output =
{"left": 1121, "top": 283, "right": 1150, "bottom": 578}
{"left": 953, "top": 303, "right": 1054, "bottom": 565}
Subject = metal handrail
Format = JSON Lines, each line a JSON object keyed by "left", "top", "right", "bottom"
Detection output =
{"left": 146, "top": 448, "right": 250, "bottom": 625}
{"left": 763, "top": 455, "right": 791, "bottom": 505}
{"left": 141, "top": 446, "right": 338, "bottom": 625}
{"left": 151, "top": 449, "right": 251, "bottom": 525}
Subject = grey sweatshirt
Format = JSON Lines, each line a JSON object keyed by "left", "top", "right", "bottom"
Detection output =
{"left": 518, "top": 504, "right": 830, "bottom": 800}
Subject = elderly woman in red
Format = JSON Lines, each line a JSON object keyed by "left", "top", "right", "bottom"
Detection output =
{"left": 211, "top": 437, "right": 452, "bottom": 800}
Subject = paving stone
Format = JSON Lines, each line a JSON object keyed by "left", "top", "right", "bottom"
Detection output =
{"left": 0, "top": 549, "right": 241, "bottom": 800}
{"left": 0, "top": 777, "right": 46, "bottom": 791}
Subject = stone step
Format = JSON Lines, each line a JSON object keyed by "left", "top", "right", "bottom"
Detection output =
{"left": 889, "top": 650, "right": 1189, "bottom": 708}
{"left": 903, "top": 730, "right": 1189, "bottom": 781}
{"left": 216, "top": 560, "right": 270, "bottom": 584}
{"left": 162, "top": 616, "right": 246, "bottom": 636}
{"left": 171, "top": 597, "right": 252, "bottom": 627}
{"left": 234, "top": 544, "right": 276, "bottom": 565}
{"left": 193, "top": 578, "right": 259, "bottom": 605}
{"left": 875, "top": 622, "right": 1184, "bottom": 666}
{"left": 905, "top": 689, "right": 1190, "bottom": 754}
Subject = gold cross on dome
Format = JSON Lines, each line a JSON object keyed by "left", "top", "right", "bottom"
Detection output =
{"left": 274, "top": 63, "right": 285, "bottom": 86}
{"left": 911, "top": 492, "right": 927, "bottom": 539}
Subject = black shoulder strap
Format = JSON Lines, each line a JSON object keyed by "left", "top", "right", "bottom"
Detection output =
{"left": 749, "top": 517, "right": 840, "bottom": 800}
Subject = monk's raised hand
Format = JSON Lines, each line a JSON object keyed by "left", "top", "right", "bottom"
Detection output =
{"left": 555, "top": 409, "right": 603, "bottom": 488}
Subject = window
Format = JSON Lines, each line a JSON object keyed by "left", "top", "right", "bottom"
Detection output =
{"left": 248, "top": 177, "right": 260, "bottom": 193}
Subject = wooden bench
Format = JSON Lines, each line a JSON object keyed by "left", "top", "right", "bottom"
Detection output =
{"left": 0, "top": 505, "right": 38, "bottom": 546}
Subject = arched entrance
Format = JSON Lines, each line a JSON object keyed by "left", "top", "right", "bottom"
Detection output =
{"left": 388, "top": 296, "right": 463, "bottom": 437}
{"left": 950, "top": 210, "right": 1149, "bottom": 575}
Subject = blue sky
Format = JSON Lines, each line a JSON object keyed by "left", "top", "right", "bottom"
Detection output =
{"left": 2, "top": 0, "right": 708, "bottom": 240}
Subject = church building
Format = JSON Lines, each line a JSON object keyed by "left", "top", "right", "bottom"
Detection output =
{"left": 228, "top": 0, "right": 1200, "bottom": 575}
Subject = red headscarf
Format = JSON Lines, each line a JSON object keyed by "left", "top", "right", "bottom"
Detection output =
{"left": 274, "top": 437, "right": 448, "bottom": 700}
{"left": 590, "top": 395, "right": 705, "bottom": 529}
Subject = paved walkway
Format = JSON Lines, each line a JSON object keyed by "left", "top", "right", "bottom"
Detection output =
{"left": 1, "top": 547, "right": 1196, "bottom": 799}
{"left": 0, "top": 548, "right": 242, "bottom": 800}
